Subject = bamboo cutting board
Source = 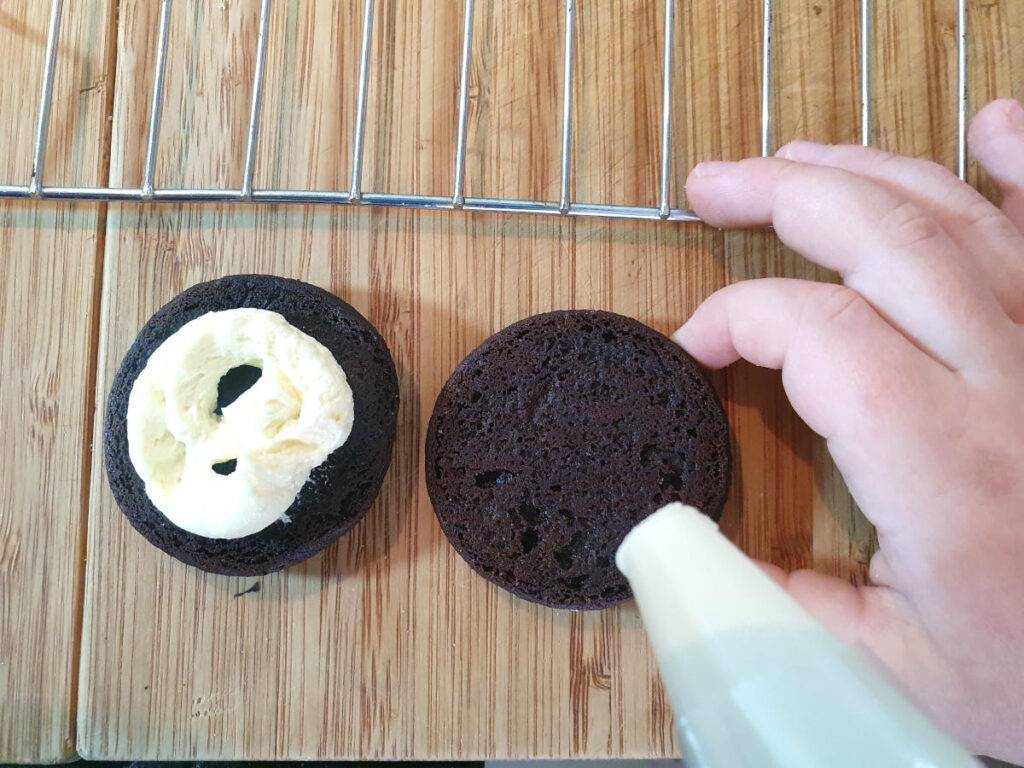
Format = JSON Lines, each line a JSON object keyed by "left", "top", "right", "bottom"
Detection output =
{"left": 0, "top": 1, "right": 115, "bottom": 762}
{"left": 0, "top": 0, "right": 1021, "bottom": 761}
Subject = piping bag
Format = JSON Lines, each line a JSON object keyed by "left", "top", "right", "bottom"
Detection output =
{"left": 615, "top": 503, "right": 981, "bottom": 768}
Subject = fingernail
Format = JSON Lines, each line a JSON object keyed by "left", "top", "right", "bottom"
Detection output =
{"left": 692, "top": 161, "right": 737, "bottom": 178}
{"left": 671, "top": 324, "right": 689, "bottom": 347}
{"left": 1005, "top": 100, "right": 1024, "bottom": 133}
{"left": 776, "top": 140, "right": 819, "bottom": 160}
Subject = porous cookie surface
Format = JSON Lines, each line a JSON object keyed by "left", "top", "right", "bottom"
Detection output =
{"left": 104, "top": 274, "right": 399, "bottom": 575}
{"left": 425, "top": 310, "right": 731, "bottom": 610}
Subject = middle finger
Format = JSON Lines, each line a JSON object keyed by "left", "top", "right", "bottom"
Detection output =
{"left": 686, "top": 157, "right": 1015, "bottom": 372}
{"left": 775, "top": 141, "right": 1024, "bottom": 322}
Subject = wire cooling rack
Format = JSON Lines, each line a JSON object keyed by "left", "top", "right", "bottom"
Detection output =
{"left": 0, "top": 0, "right": 969, "bottom": 223}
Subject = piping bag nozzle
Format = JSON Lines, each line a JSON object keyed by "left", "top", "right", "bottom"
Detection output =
{"left": 615, "top": 502, "right": 979, "bottom": 768}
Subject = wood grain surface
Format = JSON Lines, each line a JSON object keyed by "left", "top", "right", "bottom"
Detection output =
{"left": 0, "top": 0, "right": 1020, "bottom": 761}
{"left": 0, "top": 1, "right": 115, "bottom": 761}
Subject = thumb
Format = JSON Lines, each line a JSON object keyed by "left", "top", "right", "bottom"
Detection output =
{"left": 758, "top": 563, "right": 890, "bottom": 647}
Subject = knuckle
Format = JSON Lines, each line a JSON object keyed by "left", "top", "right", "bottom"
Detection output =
{"left": 878, "top": 200, "right": 945, "bottom": 250}
{"left": 776, "top": 158, "right": 807, "bottom": 188}
{"left": 804, "top": 284, "right": 868, "bottom": 334}
{"left": 868, "top": 151, "right": 953, "bottom": 185}
{"left": 922, "top": 158, "right": 961, "bottom": 185}
{"left": 962, "top": 197, "right": 1021, "bottom": 244}
{"left": 798, "top": 288, "right": 895, "bottom": 416}
{"left": 866, "top": 148, "right": 905, "bottom": 174}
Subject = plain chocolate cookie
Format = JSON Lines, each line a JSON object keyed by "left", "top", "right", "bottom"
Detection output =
{"left": 104, "top": 274, "right": 400, "bottom": 575}
{"left": 425, "top": 310, "right": 731, "bottom": 610}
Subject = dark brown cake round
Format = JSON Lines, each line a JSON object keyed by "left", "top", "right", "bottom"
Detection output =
{"left": 104, "top": 274, "right": 400, "bottom": 575}
{"left": 425, "top": 310, "right": 731, "bottom": 610}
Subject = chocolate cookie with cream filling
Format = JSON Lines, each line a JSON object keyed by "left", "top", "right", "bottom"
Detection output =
{"left": 104, "top": 274, "right": 399, "bottom": 575}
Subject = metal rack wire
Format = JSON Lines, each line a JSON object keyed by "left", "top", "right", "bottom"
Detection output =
{"left": 0, "top": 0, "right": 969, "bottom": 222}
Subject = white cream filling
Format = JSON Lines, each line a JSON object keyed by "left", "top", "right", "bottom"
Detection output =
{"left": 126, "top": 308, "right": 354, "bottom": 539}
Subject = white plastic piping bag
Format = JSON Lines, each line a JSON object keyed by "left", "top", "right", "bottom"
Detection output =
{"left": 616, "top": 502, "right": 981, "bottom": 768}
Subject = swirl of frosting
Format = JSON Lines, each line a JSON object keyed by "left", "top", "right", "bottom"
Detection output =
{"left": 126, "top": 308, "right": 353, "bottom": 539}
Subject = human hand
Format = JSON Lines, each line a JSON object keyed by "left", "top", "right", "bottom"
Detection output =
{"left": 675, "top": 98, "right": 1024, "bottom": 762}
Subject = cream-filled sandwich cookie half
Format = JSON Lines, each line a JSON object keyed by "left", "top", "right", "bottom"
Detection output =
{"left": 104, "top": 275, "right": 399, "bottom": 575}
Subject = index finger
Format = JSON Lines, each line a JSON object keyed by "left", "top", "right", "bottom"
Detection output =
{"left": 686, "top": 158, "right": 1015, "bottom": 372}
